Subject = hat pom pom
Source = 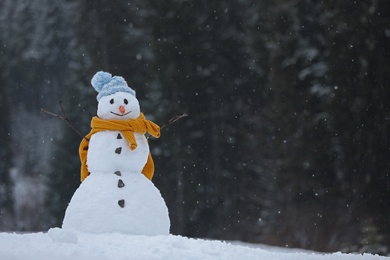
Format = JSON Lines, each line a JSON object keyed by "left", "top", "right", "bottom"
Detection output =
{"left": 91, "top": 71, "right": 112, "bottom": 92}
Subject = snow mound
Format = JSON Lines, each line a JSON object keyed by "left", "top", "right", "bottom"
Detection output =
{"left": 0, "top": 229, "right": 386, "bottom": 260}
{"left": 62, "top": 172, "right": 170, "bottom": 235}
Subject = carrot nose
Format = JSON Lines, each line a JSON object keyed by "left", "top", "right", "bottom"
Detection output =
{"left": 119, "top": 106, "right": 125, "bottom": 114}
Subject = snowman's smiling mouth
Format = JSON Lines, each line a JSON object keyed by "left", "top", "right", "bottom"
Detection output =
{"left": 110, "top": 111, "right": 132, "bottom": 117}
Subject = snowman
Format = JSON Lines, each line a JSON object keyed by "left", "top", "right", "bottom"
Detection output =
{"left": 62, "top": 71, "right": 170, "bottom": 235}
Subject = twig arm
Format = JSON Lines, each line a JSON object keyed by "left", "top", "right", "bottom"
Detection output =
{"left": 146, "top": 113, "right": 188, "bottom": 140}
{"left": 160, "top": 113, "right": 188, "bottom": 130}
{"left": 41, "top": 101, "right": 89, "bottom": 141}
{"left": 40, "top": 108, "right": 66, "bottom": 120}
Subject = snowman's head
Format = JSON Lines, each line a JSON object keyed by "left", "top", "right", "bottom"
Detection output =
{"left": 97, "top": 91, "right": 140, "bottom": 120}
{"left": 91, "top": 71, "right": 140, "bottom": 120}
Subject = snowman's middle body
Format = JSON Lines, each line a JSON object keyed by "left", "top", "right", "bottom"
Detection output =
{"left": 87, "top": 130, "right": 148, "bottom": 174}
{"left": 62, "top": 130, "right": 170, "bottom": 235}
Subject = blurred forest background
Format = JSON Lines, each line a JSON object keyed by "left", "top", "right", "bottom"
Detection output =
{"left": 0, "top": 0, "right": 389, "bottom": 255}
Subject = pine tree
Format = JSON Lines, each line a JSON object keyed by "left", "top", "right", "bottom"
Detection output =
{"left": 0, "top": 54, "right": 14, "bottom": 230}
{"left": 0, "top": 0, "right": 77, "bottom": 230}
{"left": 319, "top": 0, "right": 390, "bottom": 251}
{"left": 141, "top": 0, "right": 273, "bottom": 241}
{"left": 45, "top": 0, "right": 156, "bottom": 226}
{"left": 256, "top": 0, "right": 390, "bottom": 252}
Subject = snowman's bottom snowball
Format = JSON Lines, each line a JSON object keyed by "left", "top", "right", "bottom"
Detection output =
{"left": 62, "top": 172, "right": 170, "bottom": 235}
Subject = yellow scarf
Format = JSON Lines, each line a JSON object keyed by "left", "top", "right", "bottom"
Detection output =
{"left": 79, "top": 113, "right": 160, "bottom": 182}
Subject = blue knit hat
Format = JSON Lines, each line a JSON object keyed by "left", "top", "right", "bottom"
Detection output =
{"left": 91, "top": 71, "right": 136, "bottom": 101}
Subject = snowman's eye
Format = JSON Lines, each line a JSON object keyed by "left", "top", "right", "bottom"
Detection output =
{"left": 124, "top": 99, "right": 128, "bottom": 105}
{"left": 110, "top": 99, "right": 114, "bottom": 104}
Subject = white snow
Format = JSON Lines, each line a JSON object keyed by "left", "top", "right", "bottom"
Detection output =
{"left": 0, "top": 229, "right": 386, "bottom": 260}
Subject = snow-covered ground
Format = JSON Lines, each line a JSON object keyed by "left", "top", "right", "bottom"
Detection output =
{"left": 0, "top": 228, "right": 386, "bottom": 260}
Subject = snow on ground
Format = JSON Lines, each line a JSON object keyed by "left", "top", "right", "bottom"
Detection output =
{"left": 0, "top": 228, "right": 387, "bottom": 260}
